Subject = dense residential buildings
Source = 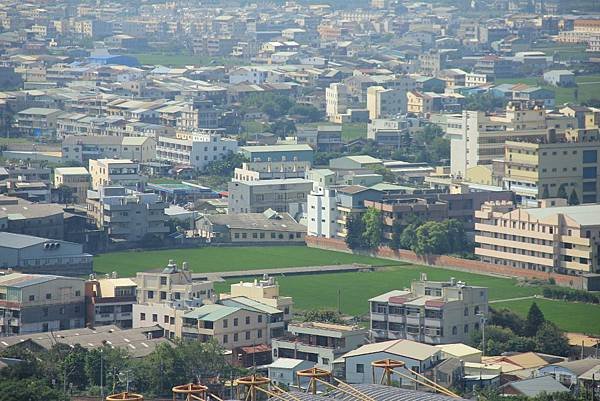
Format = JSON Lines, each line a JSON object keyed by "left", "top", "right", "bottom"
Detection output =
{"left": 62, "top": 136, "right": 156, "bottom": 164}
{"left": 475, "top": 199, "right": 600, "bottom": 275}
{"left": 369, "top": 276, "right": 488, "bottom": 345}
{"left": 0, "top": 273, "right": 85, "bottom": 336}
{"left": 86, "top": 186, "right": 168, "bottom": 242}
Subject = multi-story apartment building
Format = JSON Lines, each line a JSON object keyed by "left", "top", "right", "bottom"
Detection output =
{"left": 54, "top": 167, "right": 91, "bottom": 204}
{"left": 14, "top": 108, "right": 64, "bottom": 137}
{"left": 271, "top": 322, "right": 368, "bottom": 370}
{"left": 89, "top": 159, "right": 145, "bottom": 191}
{"left": 295, "top": 126, "right": 343, "bottom": 153}
{"left": 367, "top": 86, "right": 406, "bottom": 119}
{"left": 0, "top": 273, "right": 85, "bottom": 336}
{"left": 475, "top": 199, "right": 600, "bottom": 275}
{"left": 449, "top": 103, "right": 576, "bottom": 178}
{"left": 307, "top": 188, "right": 340, "bottom": 239}
{"left": 504, "top": 128, "right": 600, "bottom": 206}
{"left": 133, "top": 260, "right": 214, "bottom": 339}
{"left": 86, "top": 186, "right": 168, "bottom": 242}
{"left": 0, "top": 232, "right": 93, "bottom": 277}
{"left": 228, "top": 178, "right": 313, "bottom": 214}
{"left": 369, "top": 276, "right": 488, "bottom": 345}
{"left": 156, "top": 130, "right": 238, "bottom": 170}
{"left": 326, "top": 83, "right": 350, "bottom": 121}
{"left": 367, "top": 118, "right": 410, "bottom": 149}
{"left": 62, "top": 136, "right": 156, "bottom": 164}
{"left": 181, "top": 304, "right": 268, "bottom": 349}
{"left": 239, "top": 144, "right": 314, "bottom": 164}
{"left": 233, "top": 161, "right": 310, "bottom": 182}
{"left": 85, "top": 275, "right": 137, "bottom": 329}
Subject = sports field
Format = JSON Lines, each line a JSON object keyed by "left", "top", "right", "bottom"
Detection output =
{"left": 213, "top": 266, "right": 542, "bottom": 315}
{"left": 93, "top": 246, "right": 395, "bottom": 277}
{"left": 492, "top": 298, "right": 600, "bottom": 335}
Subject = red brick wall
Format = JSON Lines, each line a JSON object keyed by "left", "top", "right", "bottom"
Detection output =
{"left": 305, "top": 236, "right": 585, "bottom": 289}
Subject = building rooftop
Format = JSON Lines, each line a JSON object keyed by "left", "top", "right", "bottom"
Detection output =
{"left": 0, "top": 232, "right": 61, "bottom": 249}
{"left": 0, "top": 272, "right": 76, "bottom": 288}
{"left": 499, "top": 375, "right": 569, "bottom": 397}
{"left": 201, "top": 211, "right": 305, "bottom": 232}
{"left": 343, "top": 339, "right": 439, "bottom": 361}
{"left": 183, "top": 304, "right": 241, "bottom": 322}
{"left": 54, "top": 167, "right": 90, "bottom": 176}
{"left": 525, "top": 204, "right": 600, "bottom": 226}
{"left": 240, "top": 144, "right": 313, "bottom": 153}
{"left": 268, "top": 357, "right": 311, "bottom": 370}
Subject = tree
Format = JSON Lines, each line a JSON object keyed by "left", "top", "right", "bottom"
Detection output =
{"left": 268, "top": 119, "right": 296, "bottom": 138}
{"left": 444, "top": 219, "right": 466, "bottom": 253}
{"left": 557, "top": 184, "right": 568, "bottom": 200}
{"left": 288, "top": 104, "right": 322, "bottom": 122}
{"left": 203, "top": 152, "right": 247, "bottom": 177}
{"left": 302, "top": 310, "right": 344, "bottom": 324}
{"left": 525, "top": 302, "right": 545, "bottom": 337}
{"left": 488, "top": 307, "right": 528, "bottom": 336}
{"left": 534, "top": 321, "right": 570, "bottom": 356}
{"left": 0, "top": 379, "right": 68, "bottom": 401}
{"left": 389, "top": 220, "right": 403, "bottom": 250}
{"left": 345, "top": 215, "right": 365, "bottom": 250}
{"left": 400, "top": 223, "right": 418, "bottom": 250}
{"left": 569, "top": 188, "right": 579, "bottom": 205}
{"left": 362, "top": 207, "right": 383, "bottom": 249}
{"left": 374, "top": 166, "right": 396, "bottom": 183}
{"left": 414, "top": 221, "right": 450, "bottom": 255}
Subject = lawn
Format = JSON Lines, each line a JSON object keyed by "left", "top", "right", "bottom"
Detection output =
{"left": 495, "top": 74, "right": 600, "bottom": 106}
{"left": 492, "top": 298, "right": 600, "bottom": 335}
{"left": 93, "top": 246, "right": 395, "bottom": 277}
{"left": 214, "top": 265, "right": 543, "bottom": 315}
{"left": 124, "top": 52, "right": 244, "bottom": 67}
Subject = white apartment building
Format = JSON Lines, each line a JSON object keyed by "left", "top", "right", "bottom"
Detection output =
{"left": 326, "top": 83, "right": 349, "bottom": 121}
{"left": 156, "top": 130, "right": 238, "bottom": 170}
{"left": 369, "top": 275, "right": 488, "bottom": 345}
{"left": 307, "top": 188, "right": 339, "bottom": 238}
{"left": 366, "top": 86, "right": 407, "bottom": 119}
{"left": 448, "top": 103, "right": 576, "bottom": 178}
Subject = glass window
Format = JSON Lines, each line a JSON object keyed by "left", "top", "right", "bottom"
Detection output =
{"left": 583, "top": 167, "right": 597, "bottom": 179}
{"left": 583, "top": 150, "right": 597, "bottom": 164}
{"left": 356, "top": 364, "right": 364, "bottom": 373}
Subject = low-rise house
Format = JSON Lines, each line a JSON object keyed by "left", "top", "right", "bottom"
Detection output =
{"left": 340, "top": 339, "right": 442, "bottom": 385}
{"left": 499, "top": 376, "right": 569, "bottom": 397}
{"left": 268, "top": 358, "right": 316, "bottom": 388}
{"left": 228, "top": 178, "right": 313, "bottom": 214}
{"left": 0, "top": 273, "right": 85, "bottom": 336}
{"left": 537, "top": 359, "right": 600, "bottom": 388}
{"left": 195, "top": 209, "right": 306, "bottom": 243}
{"left": 272, "top": 322, "right": 367, "bottom": 371}
{"left": 369, "top": 276, "right": 488, "bottom": 345}
{"left": 89, "top": 159, "right": 145, "bottom": 191}
{"left": 543, "top": 70, "right": 576, "bottom": 87}
{"left": 14, "top": 107, "right": 64, "bottom": 137}
{"left": 0, "top": 232, "right": 92, "bottom": 276}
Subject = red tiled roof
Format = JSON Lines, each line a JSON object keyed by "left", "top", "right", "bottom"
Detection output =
{"left": 239, "top": 344, "right": 271, "bottom": 354}
{"left": 425, "top": 299, "right": 446, "bottom": 308}
{"left": 389, "top": 296, "right": 408, "bottom": 304}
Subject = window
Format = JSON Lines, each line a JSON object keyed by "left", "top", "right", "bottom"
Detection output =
{"left": 164, "top": 315, "right": 169, "bottom": 324}
{"left": 245, "top": 316, "right": 250, "bottom": 325}
{"left": 452, "top": 326, "right": 457, "bottom": 335}
{"left": 148, "top": 290, "right": 154, "bottom": 299}
{"left": 140, "top": 313, "right": 146, "bottom": 321}
{"left": 234, "top": 318, "right": 238, "bottom": 327}
{"left": 356, "top": 364, "right": 364, "bottom": 373}
{"left": 464, "top": 324, "right": 469, "bottom": 334}
{"left": 583, "top": 181, "right": 596, "bottom": 192}
{"left": 583, "top": 150, "right": 597, "bottom": 164}
{"left": 464, "top": 307, "right": 468, "bottom": 316}
{"left": 257, "top": 329, "right": 262, "bottom": 338}
{"left": 234, "top": 333, "right": 238, "bottom": 341}
{"left": 258, "top": 315, "right": 263, "bottom": 323}
{"left": 245, "top": 331, "right": 250, "bottom": 340}
{"left": 223, "top": 319, "right": 228, "bottom": 328}
{"left": 160, "top": 277, "right": 167, "bottom": 285}
{"left": 29, "top": 295, "right": 35, "bottom": 301}
{"left": 223, "top": 334, "right": 228, "bottom": 343}
{"left": 152, "top": 314, "right": 158, "bottom": 322}
{"left": 46, "top": 293, "right": 52, "bottom": 300}
{"left": 583, "top": 167, "right": 597, "bottom": 179}
{"left": 160, "top": 291, "right": 167, "bottom": 300}
{"left": 75, "top": 290, "right": 81, "bottom": 297}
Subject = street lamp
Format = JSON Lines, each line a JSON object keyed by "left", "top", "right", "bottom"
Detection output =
{"left": 476, "top": 313, "right": 487, "bottom": 357}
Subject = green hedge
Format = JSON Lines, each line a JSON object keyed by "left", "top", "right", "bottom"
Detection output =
{"left": 542, "top": 286, "right": 600, "bottom": 304}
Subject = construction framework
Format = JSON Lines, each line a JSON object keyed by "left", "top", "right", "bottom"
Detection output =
{"left": 105, "top": 392, "right": 144, "bottom": 401}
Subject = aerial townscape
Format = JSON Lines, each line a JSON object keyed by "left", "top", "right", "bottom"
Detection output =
{"left": 0, "top": 0, "right": 600, "bottom": 400}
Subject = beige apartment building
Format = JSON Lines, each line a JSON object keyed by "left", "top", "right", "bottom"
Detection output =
{"left": 54, "top": 167, "right": 90, "bottom": 204}
{"left": 367, "top": 86, "right": 406, "bottom": 119}
{"left": 133, "top": 260, "right": 215, "bottom": 339}
{"left": 181, "top": 304, "right": 268, "bottom": 349}
{"left": 88, "top": 158, "right": 145, "bottom": 191}
{"left": 449, "top": 103, "right": 576, "bottom": 178}
{"left": 504, "top": 128, "right": 600, "bottom": 205}
{"left": 474, "top": 200, "right": 600, "bottom": 275}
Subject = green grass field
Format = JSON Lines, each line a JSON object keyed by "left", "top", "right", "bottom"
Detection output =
{"left": 493, "top": 298, "right": 600, "bottom": 335}
{"left": 214, "top": 265, "right": 542, "bottom": 315}
{"left": 495, "top": 74, "right": 600, "bottom": 105}
{"left": 93, "top": 246, "right": 395, "bottom": 277}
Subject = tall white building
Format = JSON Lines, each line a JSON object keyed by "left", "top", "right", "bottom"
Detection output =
{"left": 326, "top": 83, "right": 349, "bottom": 121}
{"left": 307, "top": 188, "right": 339, "bottom": 238}
{"left": 156, "top": 129, "right": 238, "bottom": 170}
{"left": 367, "top": 86, "right": 407, "bottom": 119}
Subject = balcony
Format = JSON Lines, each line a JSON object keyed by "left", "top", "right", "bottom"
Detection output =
{"left": 371, "top": 312, "right": 387, "bottom": 322}
{"left": 387, "top": 314, "right": 405, "bottom": 324}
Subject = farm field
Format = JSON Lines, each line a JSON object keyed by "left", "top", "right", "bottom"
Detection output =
{"left": 214, "top": 265, "right": 543, "bottom": 314}
{"left": 93, "top": 246, "right": 395, "bottom": 277}
{"left": 492, "top": 298, "right": 600, "bottom": 335}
